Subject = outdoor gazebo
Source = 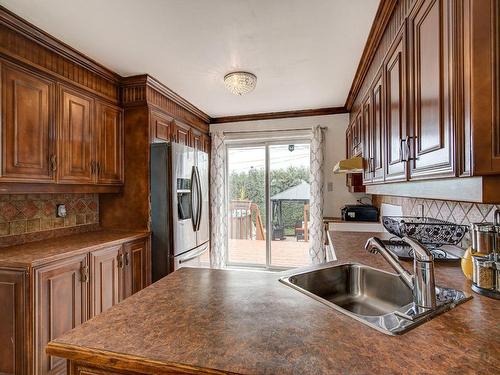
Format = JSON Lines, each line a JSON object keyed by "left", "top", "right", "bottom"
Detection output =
{"left": 270, "top": 180, "right": 310, "bottom": 241}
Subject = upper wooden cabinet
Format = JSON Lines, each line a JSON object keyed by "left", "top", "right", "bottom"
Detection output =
{"left": 151, "top": 111, "right": 174, "bottom": 143}
{"left": 408, "top": 0, "right": 455, "bottom": 180}
{"left": 463, "top": 0, "right": 500, "bottom": 175}
{"left": 384, "top": 25, "right": 407, "bottom": 182}
{"left": 348, "top": 0, "right": 500, "bottom": 192}
{"left": 0, "top": 60, "right": 124, "bottom": 190}
{"left": 58, "top": 85, "right": 94, "bottom": 184}
{"left": 371, "top": 69, "right": 385, "bottom": 183}
{"left": 1, "top": 62, "right": 55, "bottom": 182}
{"left": 96, "top": 102, "right": 124, "bottom": 184}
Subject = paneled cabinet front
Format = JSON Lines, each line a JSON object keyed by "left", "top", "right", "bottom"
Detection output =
{"left": 89, "top": 245, "right": 121, "bottom": 317}
{"left": 407, "top": 0, "right": 454, "bottom": 179}
{"left": 34, "top": 254, "right": 88, "bottom": 375}
{"left": 0, "top": 61, "right": 124, "bottom": 189}
{"left": 0, "top": 269, "right": 27, "bottom": 375}
{"left": 1, "top": 62, "right": 55, "bottom": 182}
{"left": 96, "top": 102, "right": 124, "bottom": 185}
{"left": 384, "top": 25, "right": 407, "bottom": 181}
{"left": 58, "top": 86, "right": 94, "bottom": 184}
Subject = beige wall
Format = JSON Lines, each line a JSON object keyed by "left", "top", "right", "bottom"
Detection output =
{"left": 210, "top": 114, "right": 364, "bottom": 217}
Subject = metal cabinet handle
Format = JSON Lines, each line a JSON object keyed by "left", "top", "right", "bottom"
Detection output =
{"left": 400, "top": 138, "right": 407, "bottom": 162}
{"left": 80, "top": 265, "right": 89, "bottom": 283}
{"left": 117, "top": 253, "right": 123, "bottom": 268}
{"left": 50, "top": 155, "right": 57, "bottom": 172}
{"left": 124, "top": 251, "right": 129, "bottom": 266}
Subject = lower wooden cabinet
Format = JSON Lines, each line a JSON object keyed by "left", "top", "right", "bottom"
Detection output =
{"left": 35, "top": 254, "right": 88, "bottom": 375}
{"left": 89, "top": 245, "right": 121, "bottom": 317}
{"left": 0, "top": 268, "right": 28, "bottom": 375}
{"left": 0, "top": 235, "right": 150, "bottom": 375}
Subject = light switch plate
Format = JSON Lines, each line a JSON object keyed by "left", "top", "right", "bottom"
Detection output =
{"left": 56, "top": 204, "right": 67, "bottom": 218}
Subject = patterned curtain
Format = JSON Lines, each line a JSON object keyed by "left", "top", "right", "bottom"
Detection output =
{"left": 209, "top": 131, "right": 227, "bottom": 268}
{"left": 309, "top": 125, "right": 326, "bottom": 264}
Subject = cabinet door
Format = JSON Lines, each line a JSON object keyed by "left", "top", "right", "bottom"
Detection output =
{"left": 58, "top": 85, "right": 94, "bottom": 183}
{"left": 371, "top": 70, "right": 385, "bottom": 182}
{"left": 408, "top": 0, "right": 454, "bottom": 179}
{"left": 150, "top": 111, "right": 173, "bottom": 143}
{"left": 173, "top": 121, "right": 191, "bottom": 146}
{"left": 191, "top": 129, "right": 202, "bottom": 152}
{"left": 202, "top": 134, "right": 211, "bottom": 154}
{"left": 1, "top": 63, "right": 55, "bottom": 182}
{"left": 346, "top": 124, "right": 353, "bottom": 158}
{"left": 96, "top": 101, "right": 124, "bottom": 184}
{"left": 122, "top": 238, "right": 150, "bottom": 300}
{"left": 384, "top": 26, "right": 407, "bottom": 181}
{"left": 34, "top": 254, "right": 88, "bottom": 375}
{"left": 362, "top": 94, "right": 373, "bottom": 183}
{"left": 89, "top": 245, "right": 121, "bottom": 317}
{"left": 0, "top": 269, "right": 27, "bottom": 375}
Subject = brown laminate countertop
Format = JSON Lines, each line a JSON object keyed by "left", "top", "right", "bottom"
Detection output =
{"left": 47, "top": 231, "right": 500, "bottom": 375}
{"left": 0, "top": 229, "right": 150, "bottom": 268}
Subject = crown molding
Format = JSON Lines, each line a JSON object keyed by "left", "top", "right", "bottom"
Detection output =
{"left": 344, "top": 0, "right": 398, "bottom": 110}
{"left": 210, "top": 106, "right": 348, "bottom": 124}
{"left": 0, "top": 5, "right": 120, "bottom": 83}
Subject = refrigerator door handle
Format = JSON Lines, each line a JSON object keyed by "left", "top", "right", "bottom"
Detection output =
{"left": 196, "top": 165, "right": 203, "bottom": 231}
{"left": 190, "top": 165, "right": 197, "bottom": 231}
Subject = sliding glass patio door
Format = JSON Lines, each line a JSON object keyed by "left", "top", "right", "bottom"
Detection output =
{"left": 227, "top": 141, "right": 311, "bottom": 269}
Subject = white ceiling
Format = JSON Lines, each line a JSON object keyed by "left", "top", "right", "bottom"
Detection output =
{"left": 0, "top": 0, "right": 379, "bottom": 117}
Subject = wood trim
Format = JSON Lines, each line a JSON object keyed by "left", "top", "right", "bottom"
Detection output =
{"left": 47, "top": 342, "right": 240, "bottom": 375}
{"left": 344, "top": 0, "right": 398, "bottom": 111}
{"left": 210, "top": 106, "right": 348, "bottom": 124}
{"left": 0, "top": 5, "right": 119, "bottom": 82}
{"left": 0, "top": 183, "right": 122, "bottom": 194}
{"left": 121, "top": 75, "right": 210, "bottom": 126}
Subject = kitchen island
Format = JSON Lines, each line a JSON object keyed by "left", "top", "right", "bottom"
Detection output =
{"left": 46, "top": 231, "right": 500, "bottom": 375}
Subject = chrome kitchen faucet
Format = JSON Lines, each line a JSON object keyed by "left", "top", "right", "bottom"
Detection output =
{"left": 365, "top": 237, "right": 437, "bottom": 310}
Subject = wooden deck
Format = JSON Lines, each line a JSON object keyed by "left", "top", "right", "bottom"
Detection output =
{"left": 228, "top": 237, "right": 310, "bottom": 268}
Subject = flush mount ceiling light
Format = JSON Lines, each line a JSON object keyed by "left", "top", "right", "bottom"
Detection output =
{"left": 224, "top": 71, "right": 257, "bottom": 95}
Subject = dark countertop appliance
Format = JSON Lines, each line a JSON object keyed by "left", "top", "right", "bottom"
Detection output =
{"left": 341, "top": 204, "right": 379, "bottom": 222}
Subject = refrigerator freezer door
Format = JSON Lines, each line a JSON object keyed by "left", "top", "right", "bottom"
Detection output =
{"left": 196, "top": 149, "right": 210, "bottom": 245}
{"left": 172, "top": 143, "right": 197, "bottom": 256}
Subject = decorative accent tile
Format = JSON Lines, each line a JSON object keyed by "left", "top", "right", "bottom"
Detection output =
{"left": 373, "top": 195, "right": 500, "bottom": 227}
{"left": 0, "top": 193, "right": 99, "bottom": 240}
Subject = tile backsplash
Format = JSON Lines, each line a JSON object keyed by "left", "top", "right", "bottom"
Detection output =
{"left": 0, "top": 193, "right": 99, "bottom": 239}
{"left": 373, "top": 195, "right": 500, "bottom": 226}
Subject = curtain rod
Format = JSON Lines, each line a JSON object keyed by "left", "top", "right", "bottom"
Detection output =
{"left": 222, "top": 126, "right": 327, "bottom": 135}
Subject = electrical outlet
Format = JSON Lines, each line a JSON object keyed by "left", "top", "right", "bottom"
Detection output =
{"left": 56, "top": 204, "right": 67, "bottom": 218}
{"left": 327, "top": 182, "right": 333, "bottom": 192}
{"left": 416, "top": 204, "right": 424, "bottom": 217}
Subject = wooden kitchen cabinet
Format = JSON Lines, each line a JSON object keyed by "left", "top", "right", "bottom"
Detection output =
{"left": 0, "top": 234, "right": 151, "bottom": 375}
{"left": 0, "top": 268, "right": 27, "bottom": 375}
{"left": 1, "top": 62, "right": 55, "bottom": 182}
{"left": 89, "top": 245, "right": 121, "bottom": 317}
{"left": 384, "top": 24, "right": 407, "bottom": 181}
{"left": 362, "top": 94, "right": 372, "bottom": 183}
{"left": 122, "top": 238, "right": 150, "bottom": 299}
{"left": 0, "top": 60, "right": 124, "bottom": 190}
{"left": 407, "top": 0, "right": 454, "bottom": 179}
{"left": 371, "top": 69, "right": 385, "bottom": 183}
{"left": 150, "top": 111, "right": 174, "bottom": 142}
{"left": 172, "top": 120, "right": 191, "bottom": 146}
{"left": 58, "top": 85, "right": 95, "bottom": 184}
{"left": 96, "top": 102, "right": 124, "bottom": 185}
{"left": 34, "top": 254, "right": 88, "bottom": 375}
{"left": 462, "top": 0, "right": 500, "bottom": 176}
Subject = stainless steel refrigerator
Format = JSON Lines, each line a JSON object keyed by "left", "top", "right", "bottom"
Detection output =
{"left": 150, "top": 142, "right": 209, "bottom": 281}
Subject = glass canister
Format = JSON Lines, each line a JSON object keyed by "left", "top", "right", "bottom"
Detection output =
{"left": 470, "top": 223, "right": 496, "bottom": 254}
{"left": 472, "top": 255, "right": 495, "bottom": 289}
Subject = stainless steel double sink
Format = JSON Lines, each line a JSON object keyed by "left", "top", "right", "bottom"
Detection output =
{"left": 280, "top": 263, "right": 471, "bottom": 335}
